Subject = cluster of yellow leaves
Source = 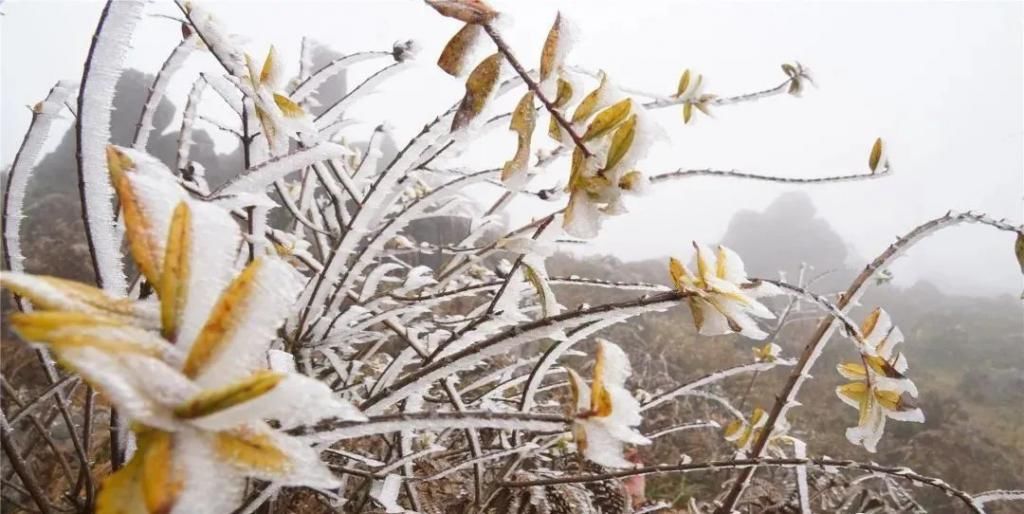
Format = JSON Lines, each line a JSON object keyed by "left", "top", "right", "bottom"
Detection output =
{"left": 676, "top": 69, "right": 715, "bottom": 124}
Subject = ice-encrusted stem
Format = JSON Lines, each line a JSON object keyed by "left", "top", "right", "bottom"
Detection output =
{"left": 132, "top": 34, "right": 198, "bottom": 150}
{"left": 717, "top": 210, "right": 1024, "bottom": 513}
{"left": 3, "top": 81, "right": 77, "bottom": 282}
{"left": 75, "top": 0, "right": 148, "bottom": 294}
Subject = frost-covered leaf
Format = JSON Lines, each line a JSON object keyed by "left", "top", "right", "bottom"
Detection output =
{"left": 452, "top": 53, "right": 503, "bottom": 131}
{"left": 582, "top": 98, "right": 631, "bottom": 141}
{"left": 437, "top": 23, "right": 483, "bottom": 77}
{"left": 501, "top": 92, "right": 536, "bottom": 189}
{"left": 603, "top": 114, "right": 636, "bottom": 172}
{"left": 425, "top": 0, "right": 497, "bottom": 24}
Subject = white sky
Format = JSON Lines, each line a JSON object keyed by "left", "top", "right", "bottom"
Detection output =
{"left": 2, "top": 0, "right": 1022, "bottom": 296}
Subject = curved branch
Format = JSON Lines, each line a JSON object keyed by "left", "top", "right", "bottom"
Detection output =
{"left": 649, "top": 167, "right": 890, "bottom": 185}
{"left": 716, "top": 210, "right": 1023, "bottom": 513}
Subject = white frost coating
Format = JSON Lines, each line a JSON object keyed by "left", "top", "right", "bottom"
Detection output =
{"left": 203, "top": 73, "right": 244, "bottom": 114}
{"left": 216, "top": 142, "right": 352, "bottom": 195}
{"left": 640, "top": 361, "right": 787, "bottom": 412}
{"left": 4, "top": 81, "right": 77, "bottom": 274}
{"left": 291, "top": 50, "right": 393, "bottom": 102}
{"left": 305, "top": 416, "right": 567, "bottom": 444}
{"left": 302, "top": 126, "right": 458, "bottom": 328}
{"left": 973, "top": 489, "right": 1024, "bottom": 508}
{"left": 177, "top": 78, "right": 207, "bottom": 172}
{"left": 425, "top": 443, "right": 539, "bottom": 481}
{"left": 76, "top": 0, "right": 148, "bottom": 295}
{"left": 134, "top": 35, "right": 199, "bottom": 150}
{"left": 520, "top": 315, "right": 627, "bottom": 414}
{"left": 314, "top": 62, "right": 412, "bottom": 133}
{"left": 366, "top": 299, "right": 677, "bottom": 414}
{"left": 369, "top": 474, "right": 405, "bottom": 513}
{"left": 359, "top": 263, "right": 404, "bottom": 301}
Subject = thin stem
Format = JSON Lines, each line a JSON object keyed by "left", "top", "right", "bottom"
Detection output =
{"left": 480, "top": 22, "right": 592, "bottom": 158}
{"left": 716, "top": 210, "right": 1023, "bottom": 513}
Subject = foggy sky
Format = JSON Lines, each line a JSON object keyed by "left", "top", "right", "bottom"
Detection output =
{"left": 2, "top": 0, "right": 1022, "bottom": 296}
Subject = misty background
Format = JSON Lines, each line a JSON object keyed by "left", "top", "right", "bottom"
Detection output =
{"left": 2, "top": 0, "right": 1022, "bottom": 297}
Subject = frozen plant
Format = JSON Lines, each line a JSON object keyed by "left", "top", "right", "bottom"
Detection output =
{"left": 1, "top": 1, "right": 1022, "bottom": 513}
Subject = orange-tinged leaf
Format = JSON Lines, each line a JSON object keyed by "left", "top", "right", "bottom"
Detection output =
{"left": 215, "top": 428, "right": 289, "bottom": 474}
{"left": 108, "top": 145, "right": 161, "bottom": 288}
{"left": 566, "top": 367, "right": 584, "bottom": 413}
{"left": 9, "top": 311, "right": 125, "bottom": 344}
{"left": 869, "top": 137, "right": 885, "bottom": 172}
{"left": 437, "top": 23, "right": 482, "bottom": 77}
{"left": 97, "top": 429, "right": 178, "bottom": 514}
{"left": 160, "top": 202, "right": 191, "bottom": 342}
{"left": 273, "top": 93, "right": 305, "bottom": 119}
{"left": 668, "top": 257, "right": 686, "bottom": 290}
{"left": 0, "top": 274, "right": 136, "bottom": 316}
{"left": 501, "top": 92, "right": 536, "bottom": 183}
{"left": 451, "top": 53, "right": 502, "bottom": 131}
{"left": 174, "top": 370, "right": 285, "bottom": 419}
{"left": 138, "top": 430, "right": 179, "bottom": 514}
{"left": 539, "top": 13, "right": 563, "bottom": 81}
{"left": 604, "top": 113, "right": 636, "bottom": 171}
{"left": 590, "top": 342, "right": 613, "bottom": 417}
{"left": 860, "top": 307, "right": 881, "bottom": 338}
{"left": 182, "top": 259, "right": 263, "bottom": 378}
{"left": 425, "top": 0, "right": 498, "bottom": 24}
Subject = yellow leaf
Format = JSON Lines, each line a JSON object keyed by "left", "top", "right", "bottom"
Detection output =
{"left": 566, "top": 147, "right": 586, "bottom": 192}
{"left": 837, "top": 381, "right": 869, "bottom": 404}
{"left": 182, "top": 259, "right": 263, "bottom": 379}
{"left": 836, "top": 362, "right": 867, "bottom": 380}
{"left": 617, "top": 170, "right": 643, "bottom": 192}
{"left": 107, "top": 146, "right": 161, "bottom": 288}
{"left": 570, "top": 73, "right": 607, "bottom": 124}
{"left": 160, "top": 202, "right": 191, "bottom": 342}
{"left": 138, "top": 430, "right": 179, "bottom": 514}
{"left": 425, "top": 0, "right": 498, "bottom": 24}
{"left": 215, "top": 428, "right": 289, "bottom": 474}
{"left": 539, "top": 13, "right": 563, "bottom": 81}
{"left": 583, "top": 99, "right": 631, "bottom": 141}
{"left": 590, "top": 342, "right": 613, "bottom": 417}
{"left": 260, "top": 46, "right": 278, "bottom": 86}
{"left": 501, "top": 92, "right": 536, "bottom": 183}
{"left": 437, "top": 23, "right": 482, "bottom": 77}
{"left": 874, "top": 389, "right": 903, "bottom": 411}
{"left": 869, "top": 137, "right": 885, "bottom": 172}
{"left": 0, "top": 274, "right": 136, "bottom": 316}
{"left": 603, "top": 113, "right": 636, "bottom": 171}
{"left": 865, "top": 355, "right": 905, "bottom": 379}
{"left": 750, "top": 407, "right": 767, "bottom": 427}
{"left": 683, "top": 102, "right": 693, "bottom": 124}
{"left": 781, "top": 63, "right": 797, "bottom": 78}
{"left": 860, "top": 308, "right": 881, "bottom": 339}
{"left": 723, "top": 419, "right": 743, "bottom": 440}
{"left": 676, "top": 69, "right": 691, "bottom": 97}
{"left": 273, "top": 93, "right": 305, "bottom": 119}
{"left": 548, "top": 78, "right": 574, "bottom": 141}
{"left": 687, "top": 297, "right": 705, "bottom": 332}
{"left": 97, "top": 429, "right": 178, "bottom": 514}
{"left": 174, "top": 370, "right": 284, "bottom": 419}
{"left": 668, "top": 257, "right": 687, "bottom": 290}
{"left": 1014, "top": 232, "right": 1024, "bottom": 274}
{"left": 451, "top": 53, "right": 502, "bottom": 131}
{"left": 8, "top": 311, "right": 125, "bottom": 343}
